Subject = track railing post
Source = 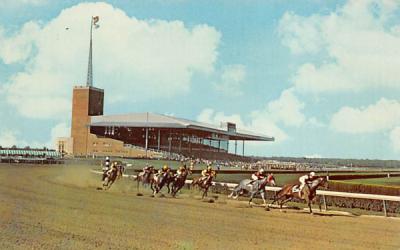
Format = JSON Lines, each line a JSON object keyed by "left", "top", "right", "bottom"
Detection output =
{"left": 323, "top": 195, "right": 327, "bottom": 211}
{"left": 383, "top": 200, "right": 387, "bottom": 217}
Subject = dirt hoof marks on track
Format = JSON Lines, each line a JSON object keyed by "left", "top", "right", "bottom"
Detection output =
{"left": 96, "top": 187, "right": 103, "bottom": 190}
{"left": 136, "top": 193, "right": 143, "bottom": 196}
{"left": 203, "top": 199, "right": 214, "bottom": 203}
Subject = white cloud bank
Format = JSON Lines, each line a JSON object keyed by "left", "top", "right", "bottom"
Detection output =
{"left": 330, "top": 98, "right": 400, "bottom": 134}
{"left": 46, "top": 122, "right": 70, "bottom": 148}
{"left": 279, "top": 0, "right": 400, "bottom": 93}
{"left": 214, "top": 64, "right": 246, "bottom": 96}
{"left": 1, "top": 2, "right": 220, "bottom": 119}
{"left": 331, "top": 98, "right": 400, "bottom": 153}
{"left": 0, "top": 130, "right": 26, "bottom": 148}
{"left": 196, "top": 88, "right": 310, "bottom": 143}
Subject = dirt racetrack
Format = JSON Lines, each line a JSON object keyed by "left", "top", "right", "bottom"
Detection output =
{"left": 1, "top": 164, "right": 399, "bottom": 250}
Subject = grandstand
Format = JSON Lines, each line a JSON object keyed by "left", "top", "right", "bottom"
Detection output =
{"left": 60, "top": 86, "right": 274, "bottom": 161}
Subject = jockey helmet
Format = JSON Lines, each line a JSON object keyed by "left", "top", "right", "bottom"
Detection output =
{"left": 163, "top": 165, "right": 168, "bottom": 170}
{"left": 259, "top": 168, "right": 265, "bottom": 173}
{"left": 207, "top": 166, "right": 212, "bottom": 171}
{"left": 106, "top": 156, "right": 110, "bottom": 160}
{"left": 310, "top": 172, "right": 316, "bottom": 177}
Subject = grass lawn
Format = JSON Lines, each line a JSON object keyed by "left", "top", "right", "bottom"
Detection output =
{"left": 341, "top": 177, "right": 400, "bottom": 187}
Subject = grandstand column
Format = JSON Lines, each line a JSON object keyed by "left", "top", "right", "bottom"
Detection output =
{"left": 179, "top": 135, "right": 182, "bottom": 152}
{"left": 242, "top": 140, "right": 245, "bottom": 156}
{"left": 218, "top": 140, "right": 220, "bottom": 152}
{"left": 157, "top": 129, "right": 161, "bottom": 150}
{"left": 235, "top": 140, "right": 237, "bottom": 155}
{"left": 145, "top": 127, "right": 148, "bottom": 157}
{"left": 168, "top": 134, "right": 172, "bottom": 155}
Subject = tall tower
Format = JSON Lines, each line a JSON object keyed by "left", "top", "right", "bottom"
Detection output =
{"left": 70, "top": 16, "right": 102, "bottom": 156}
{"left": 70, "top": 86, "right": 104, "bottom": 155}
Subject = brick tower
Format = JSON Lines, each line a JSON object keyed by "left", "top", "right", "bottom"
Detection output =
{"left": 70, "top": 86, "right": 104, "bottom": 156}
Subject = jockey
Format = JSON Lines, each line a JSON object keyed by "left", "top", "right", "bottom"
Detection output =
{"left": 176, "top": 164, "right": 187, "bottom": 176}
{"left": 201, "top": 165, "right": 213, "bottom": 178}
{"left": 200, "top": 165, "right": 215, "bottom": 184}
{"left": 251, "top": 168, "right": 266, "bottom": 181}
{"left": 102, "top": 156, "right": 111, "bottom": 181}
{"left": 159, "top": 165, "right": 170, "bottom": 176}
{"left": 298, "top": 171, "right": 316, "bottom": 194}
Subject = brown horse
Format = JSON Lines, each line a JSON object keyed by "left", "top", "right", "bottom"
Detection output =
{"left": 150, "top": 171, "right": 173, "bottom": 196}
{"left": 191, "top": 171, "right": 217, "bottom": 199}
{"left": 102, "top": 167, "right": 118, "bottom": 190}
{"left": 170, "top": 169, "right": 192, "bottom": 197}
{"left": 271, "top": 176, "right": 328, "bottom": 214}
{"left": 102, "top": 162, "right": 124, "bottom": 190}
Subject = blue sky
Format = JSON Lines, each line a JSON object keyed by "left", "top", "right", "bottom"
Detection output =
{"left": 1, "top": 0, "right": 400, "bottom": 160}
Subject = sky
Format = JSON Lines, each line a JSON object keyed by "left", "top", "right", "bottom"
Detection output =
{"left": 0, "top": 0, "right": 400, "bottom": 160}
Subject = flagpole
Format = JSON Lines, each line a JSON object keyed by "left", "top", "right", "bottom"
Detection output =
{"left": 86, "top": 17, "right": 93, "bottom": 87}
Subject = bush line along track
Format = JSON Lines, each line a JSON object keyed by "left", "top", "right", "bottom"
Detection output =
{"left": 91, "top": 170, "right": 400, "bottom": 216}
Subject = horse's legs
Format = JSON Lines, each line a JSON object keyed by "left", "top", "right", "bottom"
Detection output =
{"left": 202, "top": 186, "right": 209, "bottom": 199}
{"left": 308, "top": 201, "right": 313, "bottom": 214}
{"left": 260, "top": 192, "right": 267, "bottom": 207}
{"left": 279, "top": 196, "right": 293, "bottom": 209}
{"left": 248, "top": 191, "right": 256, "bottom": 207}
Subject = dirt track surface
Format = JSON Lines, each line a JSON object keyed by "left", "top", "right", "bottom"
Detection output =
{"left": 1, "top": 165, "right": 399, "bottom": 250}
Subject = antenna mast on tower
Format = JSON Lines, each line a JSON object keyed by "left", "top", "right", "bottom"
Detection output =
{"left": 86, "top": 16, "right": 99, "bottom": 87}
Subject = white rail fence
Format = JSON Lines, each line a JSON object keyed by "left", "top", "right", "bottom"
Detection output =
{"left": 91, "top": 170, "right": 400, "bottom": 216}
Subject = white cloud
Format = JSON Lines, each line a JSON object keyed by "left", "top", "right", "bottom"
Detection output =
{"left": 214, "top": 64, "right": 246, "bottom": 96}
{"left": 197, "top": 108, "right": 287, "bottom": 143}
{"left": 279, "top": 0, "right": 400, "bottom": 93}
{"left": 197, "top": 108, "right": 244, "bottom": 127}
{"left": 264, "top": 89, "right": 305, "bottom": 127}
{"left": 0, "top": 22, "right": 40, "bottom": 64}
{"left": 0, "top": 130, "right": 27, "bottom": 148}
{"left": 196, "top": 88, "right": 308, "bottom": 143}
{"left": 330, "top": 98, "right": 400, "bottom": 134}
{"left": 278, "top": 12, "right": 324, "bottom": 55}
{"left": 307, "top": 117, "right": 325, "bottom": 127}
{"left": 46, "top": 122, "right": 70, "bottom": 148}
{"left": 1, "top": 2, "right": 220, "bottom": 119}
{"left": 390, "top": 127, "right": 400, "bottom": 153}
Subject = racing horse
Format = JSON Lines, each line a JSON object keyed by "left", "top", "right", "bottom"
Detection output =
{"left": 150, "top": 171, "right": 173, "bottom": 196}
{"left": 228, "top": 174, "right": 276, "bottom": 208}
{"left": 191, "top": 172, "right": 216, "bottom": 199}
{"left": 102, "top": 163, "right": 120, "bottom": 190}
{"left": 271, "top": 176, "right": 328, "bottom": 214}
{"left": 170, "top": 169, "right": 192, "bottom": 197}
{"left": 135, "top": 167, "right": 156, "bottom": 188}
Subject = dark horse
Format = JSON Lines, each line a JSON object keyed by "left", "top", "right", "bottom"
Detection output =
{"left": 170, "top": 170, "right": 191, "bottom": 197}
{"left": 228, "top": 174, "right": 276, "bottom": 208}
{"left": 102, "top": 166, "right": 119, "bottom": 190}
{"left": 191, "top": 172, "right": 216, "bottom": 199}
{"left": 135, "top": 167, "right": 156, "bottom": 188}
{"left": 271, "top": 176, "right": 328, "bottom": 214}
{"left": 150, "top": 171, "right": 173, "bottom": 196}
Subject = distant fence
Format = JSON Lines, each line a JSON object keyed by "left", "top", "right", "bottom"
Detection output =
{"left": 91, "top": 170, "right": 400, "bottom": 216}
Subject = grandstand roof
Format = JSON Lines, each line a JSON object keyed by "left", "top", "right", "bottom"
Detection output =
{"left": 90, "top": 113, "right": 274, "bottom": 141}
